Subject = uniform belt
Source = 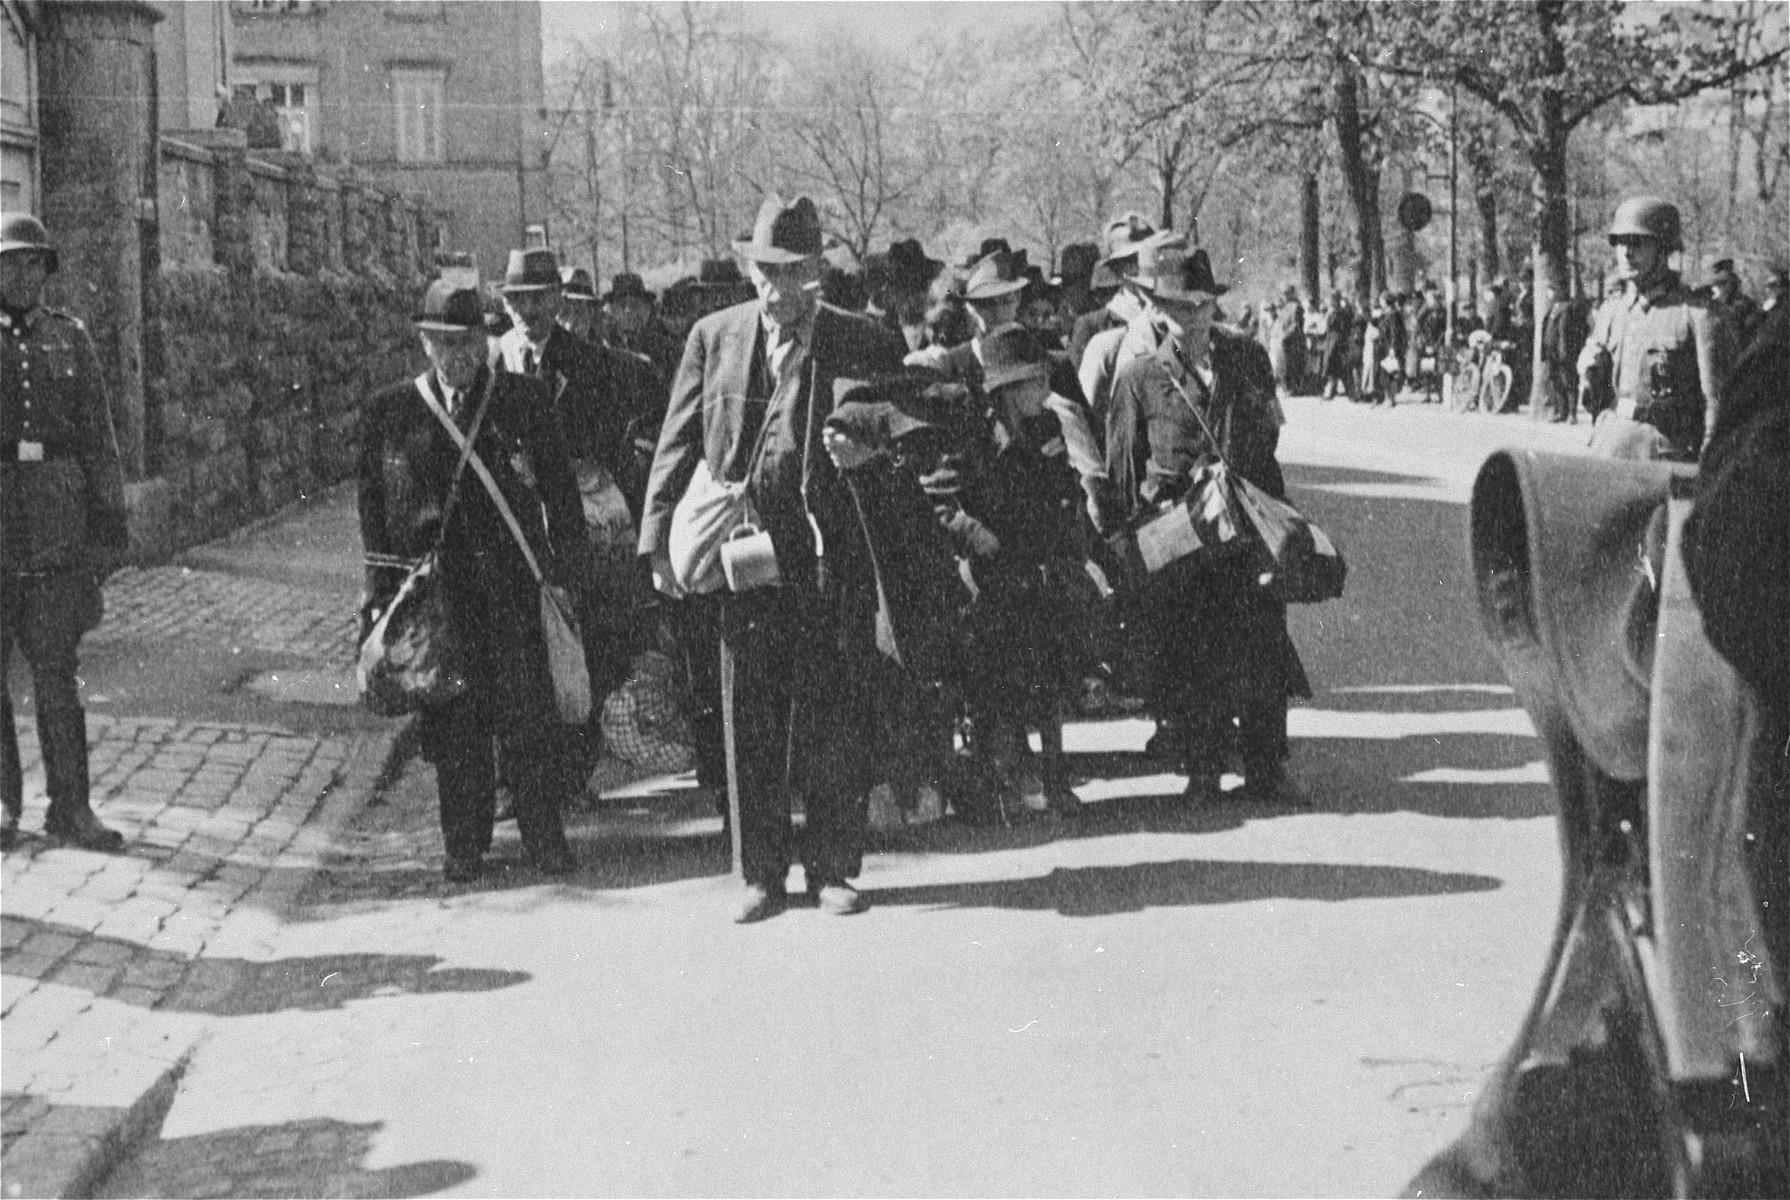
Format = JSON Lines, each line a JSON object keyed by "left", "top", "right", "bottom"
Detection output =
{"left": 3, "top": 439, "right": 77, "bottom": 462}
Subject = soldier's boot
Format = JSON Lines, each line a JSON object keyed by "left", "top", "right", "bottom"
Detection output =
{"left": 40, "top": 707, "right": 123, "bottom": 853}
{"left": 1038, "top": 720, "right": 1082, "bottom": 819}
{"left": 1, "top": 695, "right": 22, "bottom": 851}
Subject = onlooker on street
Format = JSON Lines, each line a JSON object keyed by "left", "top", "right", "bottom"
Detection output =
{"left": 1, "top": 214, "right": 129, "bottom": 853}
{"left": 1269, "top": 285, "right": 1307, "bottom": 398}
{"left": 1319, "top": 291, "right": 1356, "bottom": 400}
{"left": 357, "top": 281, "right": 589, "bottom": 882}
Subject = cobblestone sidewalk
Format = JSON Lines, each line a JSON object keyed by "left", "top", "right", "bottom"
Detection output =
{"left": 2, "top": 539, "right": 396, "bottom": 1199}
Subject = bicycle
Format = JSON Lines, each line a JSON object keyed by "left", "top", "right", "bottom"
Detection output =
{"left": 1477, "top": 339, "right": 1515, "bottom": 413}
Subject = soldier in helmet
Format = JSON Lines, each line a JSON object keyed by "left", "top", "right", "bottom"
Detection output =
{"left": 1577, "top": 195, "right": 1731, "bottom": 461}
{"left": 1, "top": 214, "right": 130, "bottom": 852}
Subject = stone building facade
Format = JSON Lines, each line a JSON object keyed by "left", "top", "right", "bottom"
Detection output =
{"left": 226, "top": 0, "right": 548, "bottom": 281}
{"left": 6, "top": 0, "right": 452, "bottom": 560}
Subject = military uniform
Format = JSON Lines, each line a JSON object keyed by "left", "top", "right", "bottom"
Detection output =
{"left": 1, "top": 302, "right": 128, "bottom": 851}
{"left": 1578, "top": 269, "right": 1729, "bottom": 460}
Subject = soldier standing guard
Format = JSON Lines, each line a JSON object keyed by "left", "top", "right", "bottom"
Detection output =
{"left": 1, "top": 214, "right": 129, "bottom": 852}
{"left": 1578, "top": 196, "right": 1731, "bottom": 461}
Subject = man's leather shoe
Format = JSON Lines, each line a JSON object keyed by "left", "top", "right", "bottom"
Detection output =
{"left": 1241, "top": 765, "right": 1304, "bottom": 807}
{"left": 531, "top": 846, "right": 577, "bottom": 876}
{"left": 443, "top": 855, "right": 483, "bottom": 884}
{"left": 44, "top": 807, "right": 124, "bottom": 853}
{"left": 733, "top": 883, "right": 788, "bottom": 924}
{"left": 811, "top": 881, "right": 868, "bottom": 916}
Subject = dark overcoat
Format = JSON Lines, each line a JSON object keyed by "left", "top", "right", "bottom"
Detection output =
{"left": 638, "top": 299, "right": 906, "bottom": 610}
{"left": 357, "top": 367, "right": 585, "bottom": 745}
{"left": 1104, "top": 327, "right": 1308, "bottom": 718}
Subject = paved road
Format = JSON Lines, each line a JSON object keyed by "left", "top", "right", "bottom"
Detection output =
{"left": 98, "top": 400, "right": 1593, "bottom": 1197}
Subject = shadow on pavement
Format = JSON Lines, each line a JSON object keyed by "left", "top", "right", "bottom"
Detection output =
{"left": 97, "top": 1116, "right": 474, "bottom": 1199}
{"left": 863, "top": 857, "right": 1501, "bottom": 917}
{"left": 0, "top": 917, "right": 529, "bottom": 1016}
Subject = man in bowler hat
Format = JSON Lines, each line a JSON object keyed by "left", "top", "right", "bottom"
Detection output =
{"left": 2, "top": 214, "right": 129, "bottom": 852}
{"left": 358, "top": 281, "right": 588, "bottom": 881}
{"left": 638, "top": 194, "right": 905, "bottom": 922}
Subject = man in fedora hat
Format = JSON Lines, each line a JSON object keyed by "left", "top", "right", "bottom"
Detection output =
{"left": 867, "top": 237, "right": 944, "bottom": 353}
{"left": 496, "top": 248, "right": 661, "bottom": 707}
{"left": 1102, "top": 243, "right": 1310, "bottom": 807}
{"left": 1, "top": 213, "right": 129, "bottom": 853}
{"left": 358, "top": 280, "right": 588, "bottom": 882}
{"left": 1068, "top": 213, "right": 1156, "bottom": 369}
{"left": 558, "top": 266, "right": 601, "bottom": 344}
{"left": 604, "top": 272, "right": 682, "bottom": 386}
{"left": 1078, "top": 228, "right": 1190, "bottom": 422}
{"left": 638, "top": 193, "right": 905, "bottom": 922}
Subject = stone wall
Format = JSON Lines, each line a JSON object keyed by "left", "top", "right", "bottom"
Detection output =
{"left": 144, "top": 129, "right": 444, "bottom": 554}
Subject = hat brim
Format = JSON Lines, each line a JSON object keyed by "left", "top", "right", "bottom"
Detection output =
{"left": 734, "top": 239, "right": 820, "bottom": 264}
{"left": 0, "top": 243, "right": 57, "bottom": 271}
{"left": 963, "top": 278, "right": 1027, "bottom": 302}
{"left": 1139, "top": 277, "right": 1228, "bottom": 302}
{"left": 413, "top": 318, "right": 486, "bottom": 333}
{"left": 1089, "top": 262, "right": 1125, "bottom": 290}
{"left": 499, "top": 281, "right": 560, "bottom": 293}
{"left": 983, "top": 362, "right": 1050, "bottom": 391}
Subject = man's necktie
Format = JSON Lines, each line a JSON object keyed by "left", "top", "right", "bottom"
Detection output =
{"left": 522, "top": 347, "right": 536, "bottom": 377}
{"left": 768, "top": 331, "right": 794, "bottom": 390}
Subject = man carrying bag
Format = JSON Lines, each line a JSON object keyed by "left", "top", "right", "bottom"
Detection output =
{"left": 358, "top": 281, "right": 590, "bottom": 883}
{"left": 638, "top": 195, "right": 906, "bottom": 923}
{"left": 1102, "top": 244, "right": 1312, "bottom": 806}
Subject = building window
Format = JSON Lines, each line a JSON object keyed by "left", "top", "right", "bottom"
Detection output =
{"left": 1, "top": 0, "right": 38, "bottom": 212}
{"left": 392, "top": 69, "right": 445, "bottom": 164}
{"left": 232, "top": 65, "right": 318, "bottom": 154}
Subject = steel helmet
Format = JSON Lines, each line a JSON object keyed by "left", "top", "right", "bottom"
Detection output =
{"left": 0, "top": 213, "right": 58, "bottom": 272}
{"left": 1607, "top": 196, "right": 1681, "bottom": 251}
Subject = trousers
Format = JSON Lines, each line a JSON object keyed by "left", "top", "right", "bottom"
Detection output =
{"left": 416, "top": 548, "right": 574, "bottom": 862}
{"left": 719, "top": 589, "right": 872, "bottom": 888}
{"left": 3, "top": 571, "right": 91, "bottom": 811}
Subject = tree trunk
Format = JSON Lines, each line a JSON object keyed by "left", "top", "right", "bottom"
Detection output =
{"left": 1300, "top": 171, "right": 1321, "bottom": 306}
{"left": 1526, "top": 0, "right": 1573, "bottom": 416}
{"left": 1332, "top": 59, "right": 1383, "bottom": 312}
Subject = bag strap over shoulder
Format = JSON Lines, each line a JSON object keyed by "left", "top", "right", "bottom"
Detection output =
{"left": 1162, "top": 365, "right": 1233, "bottom": 473}
{"left": 417, "top": 378, "right": 548, "bottom": 587}
{"left": 414, "top": 372, "right": 494, "bottom": 554}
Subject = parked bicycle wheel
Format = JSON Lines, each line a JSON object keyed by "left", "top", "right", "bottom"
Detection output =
{"left": 1480, "top": 362, "right": 1513, "bottom": 413}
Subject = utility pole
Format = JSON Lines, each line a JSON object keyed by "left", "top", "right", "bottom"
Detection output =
{"left": 1447, "top": 76, "right": 1458, "bottom": 352}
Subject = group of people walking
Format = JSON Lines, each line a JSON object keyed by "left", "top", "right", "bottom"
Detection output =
{"left": 352, "top": 196, "right": 1308, "bottom": 921}
{"left": 17, "top": 182, "right": 1770, "bottom": 926}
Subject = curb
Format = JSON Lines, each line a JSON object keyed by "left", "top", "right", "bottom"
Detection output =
{"left": 1, "top": 1055, "right": 187, "bottom": 1200}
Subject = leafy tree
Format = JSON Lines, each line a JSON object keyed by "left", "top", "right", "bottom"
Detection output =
{"left": 1355, "top": 0, "right": 1787, "bottom": 404}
